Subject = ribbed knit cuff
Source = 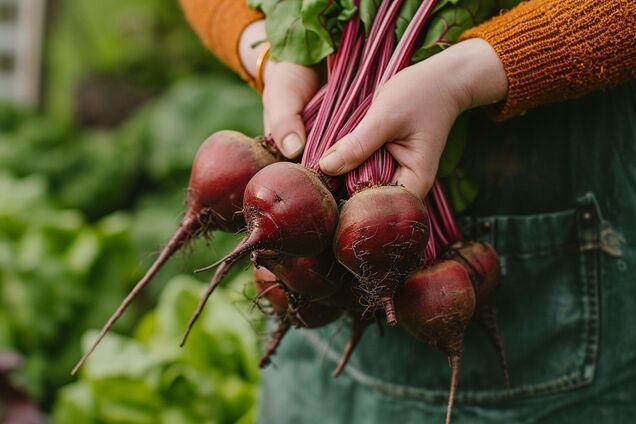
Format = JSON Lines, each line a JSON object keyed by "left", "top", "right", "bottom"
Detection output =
{"left": 461, "top": 0, "right": 636, "bottom": 121}
{"left": 180, "top": 0, "right": 264, "bottom": 84}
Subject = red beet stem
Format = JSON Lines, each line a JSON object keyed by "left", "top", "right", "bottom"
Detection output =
{"left": 332, "top": 315, "right": 371, "bottom": 378}
{"left": 259, "top": 320, "right": 291, "bottom": 368}
{"left": 476, "top": 305, "right": 510, "bottom": 388}
{"left": 431, "top": 181, "right": 462, "bottom": 243}
{"left": 382, "top": 294, "right": 397, "bottom": 327}
{"left": 71, "top": 214, "right": 198, "bottom": 375}
{"left": 446, "top": 354, "right": 461, "bottom": 424}
{"left": 195, "top": 232, "right": 263, "bottom": 273}
{"left": 180, "top": 251, "right": 244, "bottom": 347}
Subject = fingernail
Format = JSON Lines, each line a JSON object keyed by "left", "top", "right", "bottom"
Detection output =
{"left": 320, "top": 150, "right": 345, "bottom": 174}
{"left": 281, "top": 133, "right": 303, "bottom": 158}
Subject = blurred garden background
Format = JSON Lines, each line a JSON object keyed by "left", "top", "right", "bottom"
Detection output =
{"left": 0, "top": 0, "right": 264, "bottom": 422}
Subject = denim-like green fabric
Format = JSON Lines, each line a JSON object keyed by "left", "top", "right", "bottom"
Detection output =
{"left": 258, "top": 82, "right": 636, "bottom": 423}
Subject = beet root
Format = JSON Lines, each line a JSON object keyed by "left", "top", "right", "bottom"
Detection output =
{"left": 334, "top": 185, "right": 429, "bottom": 326}
{"left": 254, "top": 250, "right": 353, "bottom": 302}
{"left": 332, "top": 312, "right": 374, "bottom": 378}
{"left": 443, "top": 241, "right": 509, "bottom": 387}
{"left": 72, "top": 131, "right": 278, "bottom": 375}
{"left": 396, "top": 261, "right": 476, "bottom": 424}
{"left": 252, "top": 266, "right": 342, "bottom": 368}
{"left": 181, "top": 162, "right": 339, "bottom": 344}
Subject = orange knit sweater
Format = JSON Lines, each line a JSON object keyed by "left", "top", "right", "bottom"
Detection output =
{"left": 179, "top": 0, "right": 636, "bottom": 120}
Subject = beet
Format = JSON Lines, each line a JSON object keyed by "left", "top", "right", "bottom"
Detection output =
{"left": 254, "top": 266, "right": 289, "bottom": 317}
{"left": 252, "top": 266, "right": 342, "bottom": 368}
{"left": 443, "top": 241, "right": 509, "bottom": 387}
{"left": 181, "top": 162, "right": 339, "bottom": 344}
{"left": 334, "top": 185, "right": 429, "bottom": 325}
{"left": 253, "top": 266, "right": 292, "bottom": 367}
{"left": 254, "top": 250, "right": 353, "bottom": 302}
{"left": 396, "top": 261, "right": 476, "bottom": 424}
{"left": 72, "top": 130, "right": 278, "bottom": 375}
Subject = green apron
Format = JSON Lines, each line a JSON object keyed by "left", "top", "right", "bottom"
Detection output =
{"left": 258, "top": 82, "right": 636, "bottom": 423}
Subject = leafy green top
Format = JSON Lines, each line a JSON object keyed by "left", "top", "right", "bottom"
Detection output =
{"left": 250, "top": 0, "right": 522, "bottom": 65}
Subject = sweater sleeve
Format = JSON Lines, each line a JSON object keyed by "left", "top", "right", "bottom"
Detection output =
{"left": 179, "top": 0, "right": 263, "bottom": 83}
{"left": 461, "top": 0, "right": 636, "bottom": 120}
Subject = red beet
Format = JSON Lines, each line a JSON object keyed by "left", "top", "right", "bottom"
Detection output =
{"left": 252, "top": 266, "right": 342, "bottom": 368}
{"left": 396, "top": 261, "right": 476, "bottom": 424}
{"left": 254, "top": 266, "right": 289, "bottom": 317}
{"left": 334, "top": 185, "right": 429, "bottom": 325}
{"left": 181, "top": 162, "right": 339, "bottom": 344}
{"left": 72, "top": 131, "right": 278, "bottom": 375}
{"left": 443, "top": 241, "right": 509, "bottom": 387}
{"left": 254, "top": 250, "right": 353, "bottom": 302}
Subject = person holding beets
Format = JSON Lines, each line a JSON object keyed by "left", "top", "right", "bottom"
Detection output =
{"left": 180, "top": 0, "right": 636, "bottom": 422}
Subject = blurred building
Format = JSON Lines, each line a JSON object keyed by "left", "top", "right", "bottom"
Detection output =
{"left": 0, "top": 0, "right": 46, "bottom": 106}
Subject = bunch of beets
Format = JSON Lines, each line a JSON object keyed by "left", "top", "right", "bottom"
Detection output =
{"left": 74, "top": 1, "right": 509, "bottom": 422}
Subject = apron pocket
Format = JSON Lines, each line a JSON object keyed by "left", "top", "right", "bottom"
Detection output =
{"left": 302, "top": 192, "right": 602, "bottom": 404}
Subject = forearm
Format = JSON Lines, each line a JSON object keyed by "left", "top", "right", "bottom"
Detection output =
{"left": 462, "top": 0, "right": 636, "bottom": 120}
{"left": 178, "top": 0, "right": 263, "bottom": 82}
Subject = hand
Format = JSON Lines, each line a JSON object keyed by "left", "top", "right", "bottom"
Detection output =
{"left": 240, "top": 21, "right": 319, "bottom": 159}
{"left": 319, "top": 38, "right": 508, "bottom": 199}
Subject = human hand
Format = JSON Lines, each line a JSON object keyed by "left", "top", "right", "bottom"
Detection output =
{"left": 319, "top": 38, "right": 508, "bottom": 199}
{"left": 240, "top": 21, "right": 319, "bottom": 159}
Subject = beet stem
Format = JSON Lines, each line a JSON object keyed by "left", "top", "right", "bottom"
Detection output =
{"left": 180, "top": 236, "right": 259, "bottom": 347}
{"left": 196, "top": 233, "right": 260, "bottom": 273}
{"left": 446, "top": 354, "right": 461, "bottom": 424}
{"left": 477, "top": 305, "right": 510, "bottom": 388}
{"left": 382, "top": 295, "right": 397, "bottom": 326}
{"left": 259, "top": 320, "right": 291, "bottom": 368}
{"left": 71, "top": 215, "right": 197, "bottom": 375}
{"left": 332, "top": 316, "right": 370, "bottom": 378}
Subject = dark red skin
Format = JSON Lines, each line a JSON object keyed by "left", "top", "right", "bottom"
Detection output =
{"left": 253, "top": 266, "right": 289, "bottom": 316}
{"left": 187, "top": 130, "right": 279, "bottom": 233}
{"left": 255, "top": 250, "right": 354, "bottom": 301}
{"left": 396, "top": 261, "right": 475, "bottom": 355}
{"left": 334, "top": 185, "right": 429, "bottom": 325}
{"left": 442, "top": 240, "right": 500, "bottom": 305}
{"left": 319, "top": 284, "right": 361, "bottom": 311}
{"left": 443, "top": 241, "right": 510, "bottom": 387}
{"left": 396, "top": 261, "right": 476, "bottom": 424}
{"left": 241, "top": 162, "right": 339, "bottom": 256}
{"left": 252, "top": 266, "right": 342, "bottom": 328}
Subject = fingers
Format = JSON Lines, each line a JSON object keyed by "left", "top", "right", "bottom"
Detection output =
{"left": 319, "top": 102, "right": 402, "bottom": 176}
{"left": 391, "top": 163, "right": 435, "bottom": 201}
{"left": 387, "top": 132, "right": 445, "bottom": 199}
{"left": 263, "top": 63, "right": 319, "bottom": 159}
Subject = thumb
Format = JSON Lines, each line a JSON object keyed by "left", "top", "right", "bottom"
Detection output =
{"left": 319, "top": 103, "right": 402, "bottom": 176}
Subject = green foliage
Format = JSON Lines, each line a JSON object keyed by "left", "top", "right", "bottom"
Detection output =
{"left": 253, "top": 0, "right": 523, "bottom": 65}
{"left": 411, "top": 0, "right": 522, "bottom": 61}
{"left": 0, "top": 172, "right": 138, "bottom": 401}
{"left": 52, "top": 275, "right": 260, "bottom": 424}
{"left": 1, "top": 0, "right": 267, "bottom": 420}
{"left": 45, "top": 0, "right": 229, "bottom": 122}
{"left": 0, "top": 74, "right": 262, "bottom": 410}
{"left": 249, "top": 0, "right": 357, "bottom": 64}
{"left": 0, "top": 75, "right": 262, "bottom": 220}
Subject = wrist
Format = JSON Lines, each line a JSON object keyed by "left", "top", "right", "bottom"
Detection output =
{"left": 239, "top": 20, "right": 268, "bottom": 79}
{"left": 429, "top": 38, "right": 508, "bottom": 113}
